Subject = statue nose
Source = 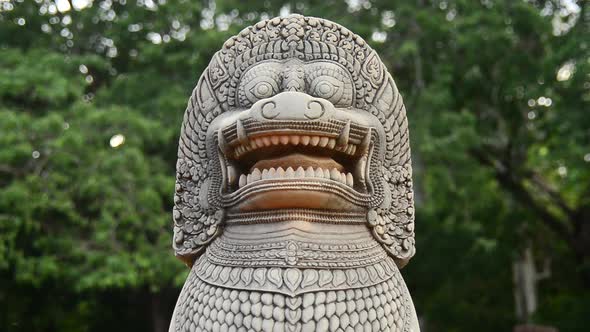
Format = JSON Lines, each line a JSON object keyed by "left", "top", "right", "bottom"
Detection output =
{"left": 250, "top": 91, "right": 334, "bottom": 121}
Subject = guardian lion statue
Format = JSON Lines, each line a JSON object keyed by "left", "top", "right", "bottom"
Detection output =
{"left": 170, "top": 14, "right": 419, "bottom": 332}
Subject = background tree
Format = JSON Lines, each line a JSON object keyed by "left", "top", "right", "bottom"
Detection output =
{"left": 0, "top": 0, "right": 588, "bottom": 331}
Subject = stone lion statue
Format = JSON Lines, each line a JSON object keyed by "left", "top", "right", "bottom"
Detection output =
{"left": 170, "top": 14, "right": 419, "bottom": 332}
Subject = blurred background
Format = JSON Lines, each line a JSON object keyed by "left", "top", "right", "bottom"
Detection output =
{"left": 0, "top": 0, "right": 588, "bottom": 331}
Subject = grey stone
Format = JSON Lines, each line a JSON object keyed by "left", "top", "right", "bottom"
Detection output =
{"left": 170, "top": 14, "right": 419, "bottom": 332}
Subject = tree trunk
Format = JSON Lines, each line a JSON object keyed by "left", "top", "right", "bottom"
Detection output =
{"left": 513, "top": 245, "right": 551, "bottom": 323}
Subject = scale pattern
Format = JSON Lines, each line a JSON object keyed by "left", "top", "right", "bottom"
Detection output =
{"left": 174, "top": 266, "right": 409, "bottom": 332}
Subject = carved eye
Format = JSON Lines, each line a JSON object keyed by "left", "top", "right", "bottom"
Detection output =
{"left": 316, "top": 81, "right": 337, "bottom": 98}
{"left": 310, "top": 76, "right": 344, "bottom": 103}
{"left": 250, "top": 81, "right": 275, "bottom": 99}
{"left": 243, "top": 77, "right": 280, "bottom": 105}
{"left": 305, "top": 63, "right": 353, "bottom": 107}
{"left": 237, "top": 63, "right": 282, "bottom": 107}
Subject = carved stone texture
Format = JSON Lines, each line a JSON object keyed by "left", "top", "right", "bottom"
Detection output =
{"left": 170, "top": 14, "right": 419, "bottom": 332}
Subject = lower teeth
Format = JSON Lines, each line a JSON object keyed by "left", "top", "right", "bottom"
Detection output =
{"left": 237, "top": 166, "right": 353, "bottom": 188}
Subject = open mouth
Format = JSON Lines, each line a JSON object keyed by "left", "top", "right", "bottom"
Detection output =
{"left": 217, "top": 118, "right": 374, "bottom": 210}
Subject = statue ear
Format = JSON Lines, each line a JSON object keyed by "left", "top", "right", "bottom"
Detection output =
{"left": 369, "top": 74, "right": 416, "bottom": 268}
{"left": 172, "top": 69, "right": 224, "bottom": 267}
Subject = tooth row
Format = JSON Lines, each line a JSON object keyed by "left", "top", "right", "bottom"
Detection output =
{"left": 238, "top": 167, "right": 354, "bottom": 188}
{"left": 233, "top": 135, "right": 357, "bottom": 157}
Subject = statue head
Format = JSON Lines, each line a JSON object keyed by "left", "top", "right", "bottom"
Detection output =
{"left": 173, "top": 14, "right": 415, "bottom": 268}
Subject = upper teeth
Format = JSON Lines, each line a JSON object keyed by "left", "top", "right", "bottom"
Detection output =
{"left": 238, "top": 166, "right": 354, "bottom": 188}
{"left": 232, "top": 134, "right": 358, "bottom": 158}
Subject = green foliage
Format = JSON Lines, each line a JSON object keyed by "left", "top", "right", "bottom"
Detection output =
{"left": 0, "top": 0, "right": 588, "bottom": 331}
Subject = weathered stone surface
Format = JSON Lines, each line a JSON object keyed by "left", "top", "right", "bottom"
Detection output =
{"left": 170, "top": 14, "right": 419, "bottom": 331}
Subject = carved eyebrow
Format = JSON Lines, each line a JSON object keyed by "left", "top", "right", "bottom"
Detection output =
{"left": 240, "top": 63, "right": 283, "bottom": 84}
{"left": 303, "top": 62, "right": 354, "bottom": 81}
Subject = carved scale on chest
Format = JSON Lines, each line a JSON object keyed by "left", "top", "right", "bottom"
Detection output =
{"left": 170, "top": 15, "right": 420, "bottom": 332}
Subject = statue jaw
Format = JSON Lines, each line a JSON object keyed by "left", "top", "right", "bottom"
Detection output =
{"left": 211, "top": 91, "right": 385, "bottom": 213}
